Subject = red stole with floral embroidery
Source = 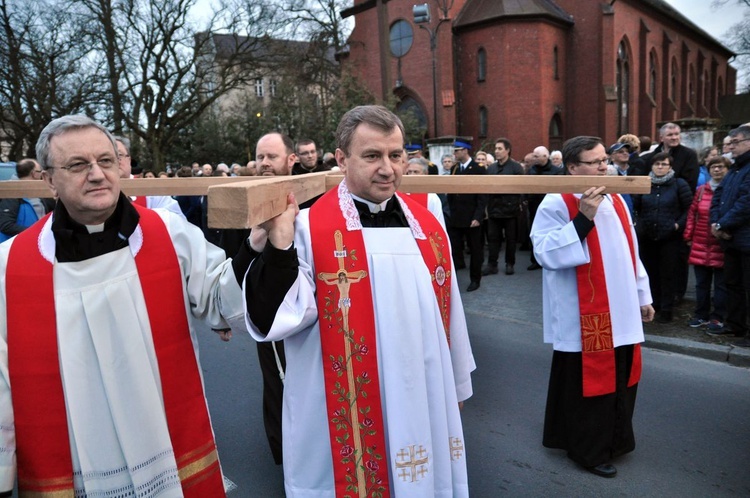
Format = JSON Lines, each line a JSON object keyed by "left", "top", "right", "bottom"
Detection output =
{"left": 561, "top": 194, "right": 642, "bottom": 397}
{"left": 310, "top": 186, "right": 452, "bottom": 497}
{"left": 6, "top": 206, "right": 225, "bottom": 496}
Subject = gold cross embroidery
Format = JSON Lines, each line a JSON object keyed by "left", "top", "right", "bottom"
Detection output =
{"left": 317, "top": 229, "right": 368, "bottom": 496}
{"left": 395, "top": 445, "right": 429, "bottom": 483}
{"left": 449, "top": 436, "right": 464, "bottom": 461}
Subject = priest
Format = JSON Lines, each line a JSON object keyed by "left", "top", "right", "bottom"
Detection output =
{"left": 0, "top": 115, "right": 252, "bottom": 496}
{"left": 245, "top": 105, "right": 475, "bottom": 497}
{"left": 531, "top": 135, "right": 654, "bottom": 478}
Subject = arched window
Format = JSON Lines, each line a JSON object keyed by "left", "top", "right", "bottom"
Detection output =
{"left": 479, "top": 106, "right": 488, "bottom": 137}
{"left": 688, "top": 64, "right": 696, "bottom": 109}
{"left": 616, "top": 40, "right": 630, "bottom": 136}
{"left": 649, "top": 52, "right": 658, "bottom": 99}
{"left": 717, "top": 76, "right": 724, "bottom": 109}
{"left": 553, "top": 46, "right": 559, "bottom": 80}
{"left": 670, "top": 58, "right": 678, "bottom": 103}
{"left": 477, "top": 48, "right": 487, "bottom": 82}
{"left": 549, "top": 113, "right": 563, "bottom": 151}
{"left": 703, "top": 70, "right": 710, "bottom": 110}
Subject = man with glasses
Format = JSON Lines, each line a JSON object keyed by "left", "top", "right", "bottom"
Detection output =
{"left": 293, "top": 138, "right": 331, "bottom": 175}
{"left": 0, "top": 115, "right": 252, "bottom": 496}
{"left": 0, "top": 159, "right": 55, "bottom": 242}
{"left": 710, "top": 125, "right": 750, "bottom": 348}
{"left": 532, "top": 135, "right": 654, "bottom": 478}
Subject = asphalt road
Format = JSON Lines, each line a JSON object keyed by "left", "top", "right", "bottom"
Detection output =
{"left": 201, "top": 263, "right": 750, "bottom": 497}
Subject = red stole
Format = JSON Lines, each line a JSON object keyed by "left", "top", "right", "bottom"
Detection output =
{"left": 132, "top": 196, "right": 148, "bottom": 207}
{"left": 561, "top": 194, "right": 642, "bottom": 397}
{"left": 6, "top": 206, "right": 225, "bottom": 496}
{"left": 405, "top": 192, "right": 428, "bottom": 207}
{"left": 309, "top": 186, "right": 452, "bottom": 497}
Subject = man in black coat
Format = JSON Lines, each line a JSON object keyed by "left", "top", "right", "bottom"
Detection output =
{"left": 448, "top": 140, "right": 487, "bottom": 291}
{"left": 483, "top": 138, "right": 524, "bottom": 276}
{"left": 527, "top": 146, "right": 563, "bottom": 270}
{"left": 643, "top": 122, "right": 700, "bottom": 303}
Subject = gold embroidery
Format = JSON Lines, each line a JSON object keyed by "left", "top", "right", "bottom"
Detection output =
{"left": 178, "top": 448, "right": 219, "bottom": 482}
{"left": 395, "top": 445, "right": 429, "bottom": 483}
{"left": 317, "top": 229, "right": 369, "bottom": 496}
{"left": 449, "top": 436, "right": 464, "bottom": 461}
{"left": 581, "top": 313, "right": 614, "bottom": 352}
{"left": 20, "top": 489, "right": 73, "bottom": 498}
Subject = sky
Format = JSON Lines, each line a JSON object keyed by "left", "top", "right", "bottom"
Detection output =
{"left": 663, "top": 0, "right": 744, "bottom": 43}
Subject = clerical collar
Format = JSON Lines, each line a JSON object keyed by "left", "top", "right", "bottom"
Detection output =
{"left": 51, "top": 193, "right": 141, "bottom": 262}
{"left": 350, "top": 193, "right": 390, "bottom": 213}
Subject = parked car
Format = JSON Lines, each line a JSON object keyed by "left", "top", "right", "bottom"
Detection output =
{"left": 0, "top": 162, "right": 17, "bottom": 181}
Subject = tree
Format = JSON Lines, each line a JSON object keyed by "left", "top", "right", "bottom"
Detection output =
{"left": 0, "top": 0, "right": 100, "bottom": 160}
{"left": 714, "top": 0, "right": 750, "bottom": 92}
{"left": 75, "top": 0, "right": 288, "bottom": 169}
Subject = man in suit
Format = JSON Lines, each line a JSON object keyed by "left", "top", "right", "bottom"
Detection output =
{"left": 447, "top": 140, "right": 487, "bottom": 291}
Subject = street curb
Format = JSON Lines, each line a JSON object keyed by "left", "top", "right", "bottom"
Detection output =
{"left": 644, "top": 334, "right": 750, "bottom": 368}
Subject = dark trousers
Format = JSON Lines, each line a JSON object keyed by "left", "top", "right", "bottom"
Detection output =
{"left": 693, "top": 265, "right": 726, "bottom": 321}
{"left": 486, "top": 217, "right": 517, "bottom": 266}
{"left": 639, "top": 237, "right": 681, "bottom": 312}
{"left": 722, "top": 248, "right": 750, "bottom": 335}
{"left": 448, "top": 225, "right": 484, "bottom": 283}
{"left": 543, "top": 346, "right": 638, "bottom": 468}
{"left": 257, "top": 340, "right": 286, "bottom": 465}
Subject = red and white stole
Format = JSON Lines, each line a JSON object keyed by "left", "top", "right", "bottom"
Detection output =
{"left": 404, "top": 192, "right": 428, "bottom": 207}
{"left": 6, "top": 205, "right": 225, "bottom": 497}
{"left": 132, "top": 196, "right": 148, "bottom": 207}
{"left": 310, "top": 181, "right": 452, "bottom": 497}
{"left": 561, "top": 194, "right": 642, "bottom": 397}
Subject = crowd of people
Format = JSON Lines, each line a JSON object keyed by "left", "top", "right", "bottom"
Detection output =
{"left": 1, "top": 109, "right": 749, "bottom": 494}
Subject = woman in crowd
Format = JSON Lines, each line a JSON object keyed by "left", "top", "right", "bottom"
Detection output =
{"left": 632, "top": 152, "right": 693, "bottom": 323}
{"left": 696, "top": 145, "right": 720, "bottom": 188}
{"left": 683, "top": 155, "right": 731, "bottom": 332}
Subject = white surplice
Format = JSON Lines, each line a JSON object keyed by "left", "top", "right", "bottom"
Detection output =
{"left": 531, "top": 193, "right": 652, "bottom": 351}
{"left": 245, "top": 191, "right": 475, "bottom": 498}
{"left": 0, "top": 209, "right": 246, "bottom": 495}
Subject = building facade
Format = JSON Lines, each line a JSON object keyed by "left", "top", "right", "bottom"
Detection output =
{"left": 340, "top": 0, "right": 736, "bottom": 156}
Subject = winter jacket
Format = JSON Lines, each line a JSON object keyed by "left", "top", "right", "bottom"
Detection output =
{"left": 0, "top": 197, "right": 55, "bottom": 242}
{"left": 710, "top": 150, "right": 750, "bottom": 251}
{"left": 644, "top": 143, "right": 699, "bottom": 192}
{"left": 684, "top": 183, "right": 724, "bottom": 268}
{"left": 486, "top": 158, "right": 524, "bottom": 218}
{"left": 633, "top": 175, "right": 693, "bottom": 242}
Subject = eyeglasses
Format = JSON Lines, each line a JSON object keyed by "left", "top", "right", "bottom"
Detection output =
{"left": 710, "top": 165, "right": 728, "bottom": 170}
{"left": 50, "top": 157, "right": 118, "bottom": 174}
{"left": 728, "top": 138, "right": 750, "bottom": 146}
{"left": 576, "top": 158, "right": 608, "bottom": 166}
{"left": 32, "top": 169, "right": 42, "bottom": 174}
{"left": 653, "top": 162, "right": 671, "bottom": 168}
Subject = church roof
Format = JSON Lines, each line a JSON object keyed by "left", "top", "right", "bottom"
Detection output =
{"left": 454, "top": 0, "right": 574, "bottom": 29}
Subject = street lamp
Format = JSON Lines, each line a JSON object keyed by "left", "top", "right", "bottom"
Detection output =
{"left": 413, "top": 1, "right": 451, "bottom": 138}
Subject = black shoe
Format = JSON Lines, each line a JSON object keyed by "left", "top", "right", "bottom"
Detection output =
{"left": 655, "top": 311, "right": 673, "bottom": 323}
{"left": 585, "top": 463, "right": 617, "bottom": 478}
{"left": 481, "top": 265, "right": 499, "bottom": 276}
{"left": 466, "top": 281, "right": 480, "bottom": 292}
{"left": 505, "top": 264, "right": 515, "bottom": 275}
{"left": 527, "top": 262, "right": 542, "bottom": 271}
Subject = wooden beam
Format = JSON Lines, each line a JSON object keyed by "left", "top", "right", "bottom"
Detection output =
{"left": 207, "top": 172, "right": 329, "bottom": 229}
{"left": 208, "top": 174, "right": 651, "bottom": 228}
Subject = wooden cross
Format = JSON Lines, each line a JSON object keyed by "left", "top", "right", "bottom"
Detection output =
{"left": 0, "top": 172, "right": 651, "bottom": 228}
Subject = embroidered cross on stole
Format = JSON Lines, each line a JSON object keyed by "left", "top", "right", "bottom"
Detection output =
{"left": 561, "top": 193, "right": 642, "bottom": 397}
{"left": 310, "top": 183, "right": 452, "bottom": 497}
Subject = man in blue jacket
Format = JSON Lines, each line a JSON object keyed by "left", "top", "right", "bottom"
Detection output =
{"left": 710, "top": 125, "right": 750, "bottom": 347}
{"left": 0, "top": 159, "right": 55, "bottom": 242}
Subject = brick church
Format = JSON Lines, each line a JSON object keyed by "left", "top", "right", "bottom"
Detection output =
{"left": 339, "top": 0, "right": 736, "bottom": 157}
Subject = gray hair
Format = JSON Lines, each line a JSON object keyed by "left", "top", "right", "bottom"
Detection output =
{"left": 36, "top": 115, "right": 116, "bottom": 171}
{"left": 336, "top": 105, "right": 405, "bottom": 156}
{"left": 113, "top": 135, "right": 131, "bottom": 153}
{"left": 660, "top": 122, "right": 680, "bottom": 136}
{"left": 729, "top": 125, "right": 750, "bottom": 140}
{"left": 408, "top": 157, "right": 429, "bottom": 174}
